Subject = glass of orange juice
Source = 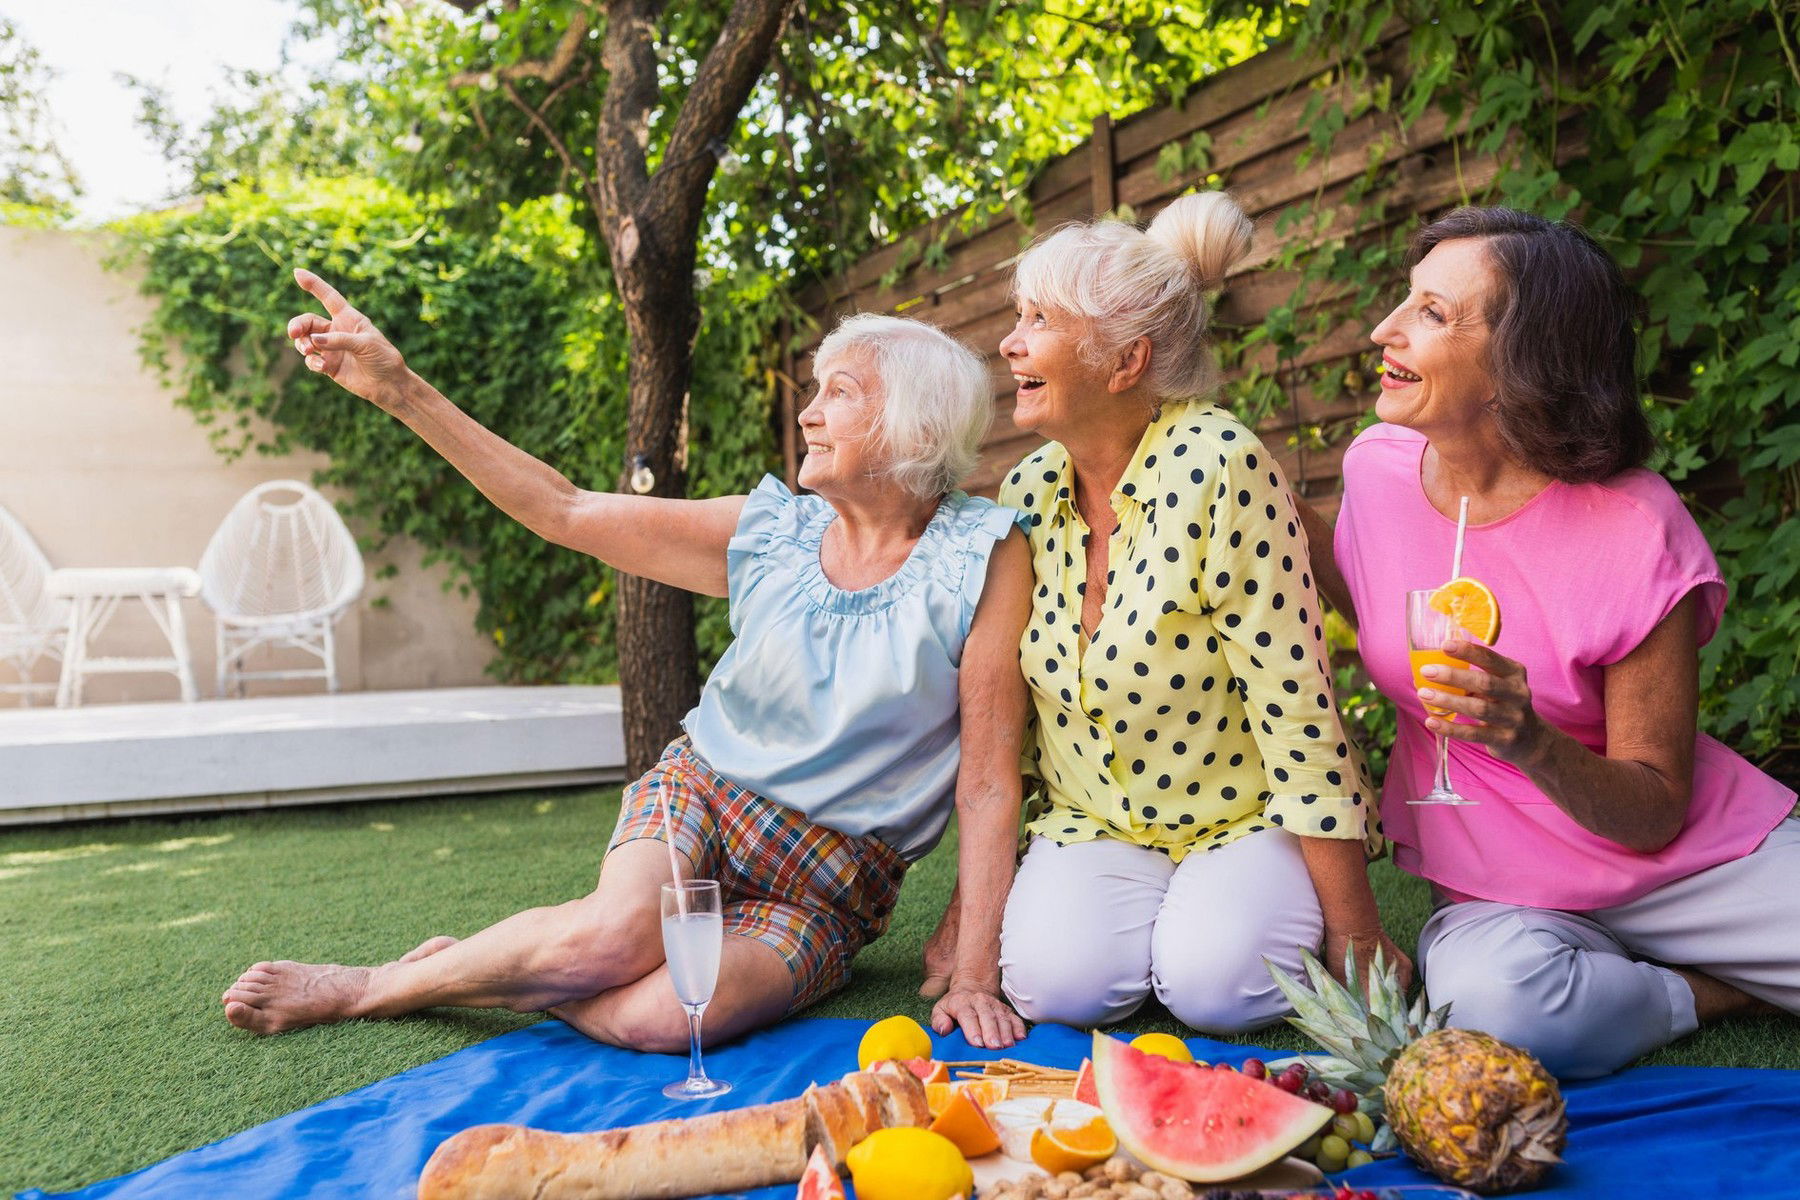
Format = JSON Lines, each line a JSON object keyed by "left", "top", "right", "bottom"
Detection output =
{"left": 1406, "top": 589, "right": 1475, "bottom": 805}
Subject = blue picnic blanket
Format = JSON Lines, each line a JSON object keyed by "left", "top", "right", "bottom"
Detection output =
{"left": 19, "top": 1017, "right": 1800, "bottom": 1198}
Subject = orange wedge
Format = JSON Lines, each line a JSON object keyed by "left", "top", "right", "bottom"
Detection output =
{"left": 905, "top": 1057, "right": 951, "bottom": 1085}
{"left": 1029, "top": 1115, "right": 1116, "bottom": 1174}
{"left": 928, "top": 1087, "right": 1002, "bottom": 1158}
{"left": 1430, "top": 576, "right": 1501, "bottom": 644}
{"left": 926, "top": 1077, "right": 1012, "bottom": 1116}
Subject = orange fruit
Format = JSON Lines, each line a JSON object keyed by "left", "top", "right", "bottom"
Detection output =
{"left": 1430, "top": 576, "right": 1501, "bottom": 644}
{"left": 904, "top": 1057, "right": 950, "bottom": 1085}
{"left": 1029, "top": 1115, "right": 1116, "bottom": 1174}
{"left": 928, "top": 1088, "right": 1002, "bottom": 1158}
{"left": 925, "top": 1077, "right": 1012, "bottom": 1117}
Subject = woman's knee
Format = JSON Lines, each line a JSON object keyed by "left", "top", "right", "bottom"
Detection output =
{"left": 1001, "top": 917, "right": 1151, "bottom": 1025}
{"left": 1424, "top": 935, "right": 1607, "bottom": 1077}
{"left": 1152, "top": 948, "right": 1292, "bottom": 1035}
{"left": 529, "top": 894, "right": 662, "bottom": 999}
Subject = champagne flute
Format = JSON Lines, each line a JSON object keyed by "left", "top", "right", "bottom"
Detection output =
{"left": 1406, "top": 589, "right": 1476, "bottom": 805}
{"left": 661, "top": 879, "right": 731, "bottom": 1099}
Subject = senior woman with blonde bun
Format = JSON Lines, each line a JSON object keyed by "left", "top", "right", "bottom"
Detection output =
{"left": 1305, "top": 206, "right": 1800, "bottom": 1078}
{"left": 223, "top": 273, "right": 1033, "bottom": 1051}
{"left": 924, "top": 191, "right": 1402, "bottom": 1037}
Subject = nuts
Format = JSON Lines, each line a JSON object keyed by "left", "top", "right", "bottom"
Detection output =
{"left": 983, "top": 1157, "right": 1205, "bottom": 1199}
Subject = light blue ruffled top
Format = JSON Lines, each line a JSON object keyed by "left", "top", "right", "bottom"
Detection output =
{"left": 683, "top": 475, "right": 1029, "bottom": 861}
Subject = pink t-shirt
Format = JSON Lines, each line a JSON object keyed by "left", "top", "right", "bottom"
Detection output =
{"left": 1337, "top": 423, "right": 1794, "bottom": 910}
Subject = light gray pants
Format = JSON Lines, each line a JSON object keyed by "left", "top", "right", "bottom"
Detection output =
{"left": 1419, "top": 817, "right": 1800, "bottom": 1079}
{"left": 998, "top": 830, "right": 1322, "bottom": 1034}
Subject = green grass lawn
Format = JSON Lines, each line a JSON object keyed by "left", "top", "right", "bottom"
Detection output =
{"left": 5, "top": 785, "right": 1796, "bottom": 1195}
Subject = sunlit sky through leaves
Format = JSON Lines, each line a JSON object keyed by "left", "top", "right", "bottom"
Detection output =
{"left": 6, "top": 0, "right": 313, "bottom": 220}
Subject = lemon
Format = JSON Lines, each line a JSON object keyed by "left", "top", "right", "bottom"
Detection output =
{"left": 857, "top": 1014, "right": 932, "bottom": 1070}
{"left": 846, "top": 1127, "right": 972, "bottom": 1200}
{"left": 1129, "top": 1032, "right": 1197, "bottom": 1063}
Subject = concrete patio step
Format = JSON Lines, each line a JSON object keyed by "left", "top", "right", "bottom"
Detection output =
{"left": 0, "top": 685, "right": 626, "bottom": 824}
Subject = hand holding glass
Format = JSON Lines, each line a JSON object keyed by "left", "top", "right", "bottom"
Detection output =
{"left": 661, "top": 879, "right": 731, "bottom": 1099}
{"left": 1406, "top": 589, "right": 1477, "bottom": 806}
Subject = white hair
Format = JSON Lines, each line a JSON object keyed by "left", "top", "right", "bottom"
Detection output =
{"left": 812, "top": 313, "right": 994, "bottom": 498}
{"left": 1011, "top": 190, "right": 1254, "bottom": 403}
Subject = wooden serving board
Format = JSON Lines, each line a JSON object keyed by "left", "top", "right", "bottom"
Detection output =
{"left": 970, "top": 1152, "right": 1326, "bottom": 1191}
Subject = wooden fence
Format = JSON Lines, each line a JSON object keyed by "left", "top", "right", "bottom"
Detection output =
{"left": 780, "top": 29, "right": 1522, "bottom": 510}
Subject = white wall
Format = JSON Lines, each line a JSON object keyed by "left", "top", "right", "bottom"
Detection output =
{"left": 1, "top": 224, "right": 497, "bottom": 703}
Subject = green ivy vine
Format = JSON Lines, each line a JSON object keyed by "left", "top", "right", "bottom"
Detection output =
{"left": 115, "top": 175, "right": 780, "bottom": 682}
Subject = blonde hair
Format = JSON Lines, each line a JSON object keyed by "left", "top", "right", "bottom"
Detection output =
{"left": 813, "top": 313, "right": 994, "bottom": 498}
{"left": 1011, "top": 190, "right": 1254, "bottom": 402}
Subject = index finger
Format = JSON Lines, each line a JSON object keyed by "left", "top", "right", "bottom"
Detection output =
{"left": 293, "top": 268, "right": 350, "bottom": 316}
{"left": 1443, "top": 636, "right": 1517, "bottom": 675}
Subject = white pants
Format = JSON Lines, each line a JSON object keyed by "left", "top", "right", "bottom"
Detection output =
{"left": 999, "top": 831, "right": 1322, "bottom": 1034}
{"left": 1419, "top": 817, "right": 1800, "bottom": 1079}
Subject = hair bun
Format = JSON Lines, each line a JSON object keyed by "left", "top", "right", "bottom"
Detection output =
{"left": 1147, "top": 191, "right": 1253, "bottom": 290}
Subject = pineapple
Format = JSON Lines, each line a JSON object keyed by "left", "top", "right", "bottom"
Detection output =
{"left": 1267, "top": 948, "right": 1566, "bottom": 1194}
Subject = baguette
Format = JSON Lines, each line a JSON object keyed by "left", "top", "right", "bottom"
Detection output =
{"left": 417, "top": 1067, "right": 929, "bottom": 1199}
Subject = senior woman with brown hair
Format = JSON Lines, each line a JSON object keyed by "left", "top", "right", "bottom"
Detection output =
{"left": 222, "top": 272, "right": 1033, "bottom": 1051}
{"left": 926, "top": 191, "right": 1404, "bottom": 1038}
{"left": 1303, "top": 207, "right": 1800, "bottom": 1078}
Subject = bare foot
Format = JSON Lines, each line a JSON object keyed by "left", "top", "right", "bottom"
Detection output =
{"left": 221, "top": 961, "right": 374, "bottom": 1034}
{"left": 398, "top": 935, "right": 460, "bottom": 963}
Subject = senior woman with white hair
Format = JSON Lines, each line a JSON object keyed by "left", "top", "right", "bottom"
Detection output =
{"left": 926, "top": 192, "right": 1402, "bottom": 1036}
{"left": 221, "top": 270, "right": 1032, "bottom": 1051}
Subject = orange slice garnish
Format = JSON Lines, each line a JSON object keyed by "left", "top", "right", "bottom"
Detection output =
{"left": 1430, "top": 576, "right": 1501, "bottom": 644}
{"left": 928, "top": 1088, "right": 1002, "bottom": 1157}
{"left": 926, "top": 1078, "right": 1012, "bottom": 1116}
{"left": 1029, "top": 1115, "right": 1116, "bottom": 1174}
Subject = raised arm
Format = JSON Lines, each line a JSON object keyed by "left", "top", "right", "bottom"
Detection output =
{"left": 288, "top": 268, "right": 743, "bottom": 596}
{"left": 930, "top": 527, "right": 1032, "bottom": 1049}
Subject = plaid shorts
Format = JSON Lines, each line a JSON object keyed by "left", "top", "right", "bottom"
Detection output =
{"left": 608, "top": 736, "right": 910, "bottom": 1013}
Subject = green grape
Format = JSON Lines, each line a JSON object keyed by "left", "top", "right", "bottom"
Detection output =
{"left": 1297, "top": 1135, "right": 1324, "bottom": 1159}
{"left": 1352, "top": 1110, "right": 1377, "bottom": 1144}
{"left": 1347, "top": 1149, "right": 1375, "bottom": 1168}
{"left": 1331, "top": 1114, "right": 1360, "bottom": 1142}
{"left": 1317, "top": 1134, "right": 1351, "bottom": 1172}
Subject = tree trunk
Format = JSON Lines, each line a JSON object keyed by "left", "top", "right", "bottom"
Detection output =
{"left": 591, "top": 0, "right": 793, "bottom": 775}
{"left": 615, "top": 254, "right": 702, "bottom": 776}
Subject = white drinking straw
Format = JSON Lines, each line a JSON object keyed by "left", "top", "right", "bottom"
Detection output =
{"left": 1450, "top": 496, "right": 1470, "bottom": 581}
{"left": 658, "top": 787, "right": 689, "bottom": 915}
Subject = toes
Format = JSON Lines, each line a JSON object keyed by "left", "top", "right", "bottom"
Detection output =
{"left": 224, "top": 1000, "right": 268, "bottom": 1033}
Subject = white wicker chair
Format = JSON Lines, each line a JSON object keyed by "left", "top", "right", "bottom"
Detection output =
{"left": 0, "top": 502, "right": 67, "bottom": 704}
{"left": 198, "top": 480, "right": 364, "bottom": 696}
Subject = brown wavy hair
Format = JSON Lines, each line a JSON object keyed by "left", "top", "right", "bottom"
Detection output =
{"left": 1412, "top": 207, "right": 1653, "bottom": 482}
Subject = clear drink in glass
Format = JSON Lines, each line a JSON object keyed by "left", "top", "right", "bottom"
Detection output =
{"left": 660, "top": 879, "right": 731, "bottom": 1099}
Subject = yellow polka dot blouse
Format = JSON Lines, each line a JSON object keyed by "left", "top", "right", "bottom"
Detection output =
{"left": 1000, "top": 402, "right": 1378, "bottom": 863}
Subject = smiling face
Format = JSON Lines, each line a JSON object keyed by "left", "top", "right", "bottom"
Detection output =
{"left": 1370, "top": 238, "right": 1502, "bottom": 436}
{"left": 796, "top": 350, "right": 886, "bottom": 498}
{"left": 998, "top": 299, "right": 1116, "bottom": 442}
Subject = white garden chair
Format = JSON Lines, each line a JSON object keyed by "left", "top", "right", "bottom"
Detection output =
{"left": 0, "top": 502, "right": 67, "bottom": 704}
{"left": 198, "top": 480, "right": 364, "bottom": 697}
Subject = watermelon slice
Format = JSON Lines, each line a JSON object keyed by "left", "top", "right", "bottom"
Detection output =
{"left": 1072, "top": 1057, "right": 1098, "bottom": 1107}
{"left": 1091, "top": 1031, "right": 1332, "bottom": 1182}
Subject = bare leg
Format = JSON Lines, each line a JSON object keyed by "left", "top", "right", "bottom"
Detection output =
{"left": 399, "top": 936, "right": 460, "bottom": 963}
{"left": 551, "top": 932, "right": 795, "bottom": 1053}
{"left": 222, "top": 840, "right": 678, "bottom": 1034}
{"left": 1676, "top": 967, "right": 1782, "bottom": 1022}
